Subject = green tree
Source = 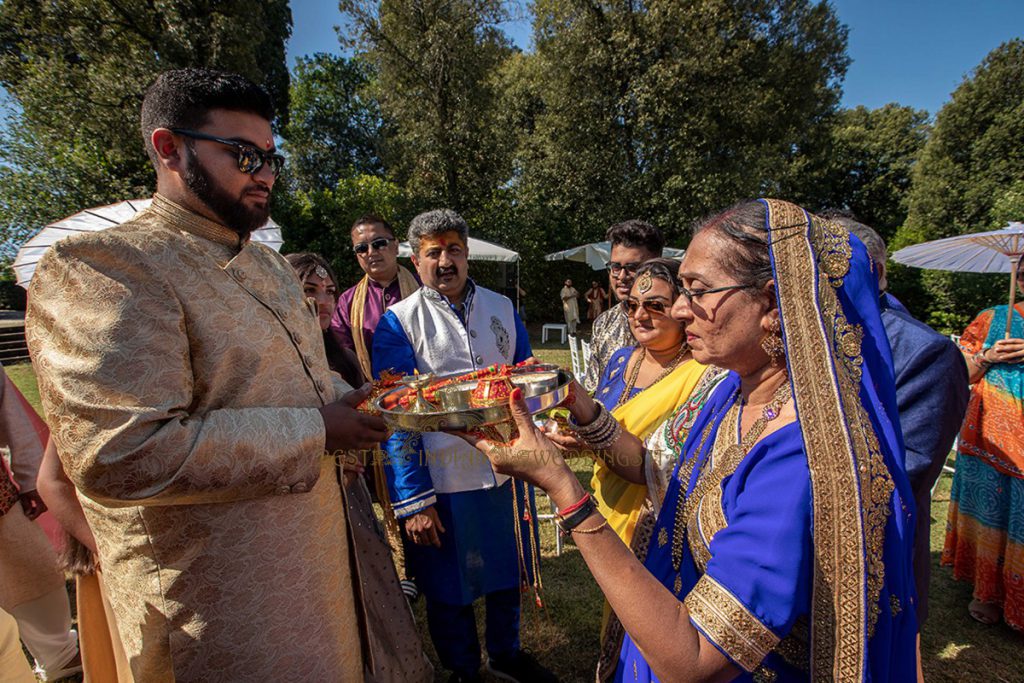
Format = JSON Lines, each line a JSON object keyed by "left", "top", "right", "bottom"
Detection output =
{"left": 0, "top": 0, "right": 292, "bottom": 257}
{"left": 509, "top": 0, "right": 849, "bottom": 249}
{"left": 789, "top": 104, "right": 930, "bottom": 240}
{"left": 895, "top": 39, "right": 1024, "bottom": 333}
{"left": 338, "top": 0, "right": 515, "bottom": 213}
{"left": 282, "top": 53, "right": 385, "bottom": 192}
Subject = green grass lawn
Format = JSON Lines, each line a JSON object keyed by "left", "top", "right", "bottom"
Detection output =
{"left": 8, "top": 344, "right": 1021, "bottom": 682}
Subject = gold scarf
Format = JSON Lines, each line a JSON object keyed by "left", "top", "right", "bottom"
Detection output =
{"left": 350, "top": 265, "right": 419, "bottom": 381}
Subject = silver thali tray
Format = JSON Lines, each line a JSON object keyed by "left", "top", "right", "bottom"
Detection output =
{"left": 374, "top": 365, "right": 573, "bottom": 431}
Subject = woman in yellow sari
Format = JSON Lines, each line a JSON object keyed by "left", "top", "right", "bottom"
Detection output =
{"left": 554, "top": 259, "right": 722, "bottom": 547}
{"left": 547, "top": 259, "right": 723, "bottom": 661}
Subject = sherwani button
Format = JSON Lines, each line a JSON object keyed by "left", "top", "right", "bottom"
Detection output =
{"left": 304, "top": 354, "right": 315, "bottom": 366}
{"left": 470, "top": 330, "right": 478, "bottom": 338}
{"left": 278, "top": 485, "right": 291, "bottom": 495}
{"left": 475, "top": 356, "right": 483, "bottom": 364}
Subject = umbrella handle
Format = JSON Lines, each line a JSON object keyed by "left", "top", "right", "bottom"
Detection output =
{"left": 1008, "top": 256, "right": 1021, "bottom": 340}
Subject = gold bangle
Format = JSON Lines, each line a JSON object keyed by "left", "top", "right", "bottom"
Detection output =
{"left": 571, "top": 517, "right": 609, "bottom": 535}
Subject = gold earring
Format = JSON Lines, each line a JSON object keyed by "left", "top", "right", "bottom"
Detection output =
{"left": 760, "top": 319, "right": 785, "bottom": 366}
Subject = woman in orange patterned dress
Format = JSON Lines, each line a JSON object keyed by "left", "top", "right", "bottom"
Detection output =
{"left": 942, "top": 258, "right": 1024, "bottom": 628}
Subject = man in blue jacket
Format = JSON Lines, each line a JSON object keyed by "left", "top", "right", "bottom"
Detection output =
{"left": 831, "top": 214, "right": 969, "bottom": 629}
{"left": 372, "top": 209, "right": 556, "bottom": 683}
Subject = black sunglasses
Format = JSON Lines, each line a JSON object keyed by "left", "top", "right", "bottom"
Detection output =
{"left": 354, "top": 237, "right": 395, "bottom": 255}
{"left": 171, "top": 128, "right": 285, "bottom": 178}
{"left": 624, "top": 298, "right": 670, "bottom": 316}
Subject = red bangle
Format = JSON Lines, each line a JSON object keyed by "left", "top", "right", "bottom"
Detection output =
{"left": 558, "top": 491, "right": 592, "bottom": 517}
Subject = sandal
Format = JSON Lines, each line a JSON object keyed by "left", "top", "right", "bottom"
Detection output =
{"left": 968, "top": 599, "right": 1001, "bottom": 625}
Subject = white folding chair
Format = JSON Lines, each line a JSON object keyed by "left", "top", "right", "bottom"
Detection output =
{"left": 535, "top": 490, "right": 563, "bottom": 557}
{"left": 580, "top": 339, "right": 592, "bottom": 378}
{"left": 568, "top": 334, "right": 582, "bottom": 377}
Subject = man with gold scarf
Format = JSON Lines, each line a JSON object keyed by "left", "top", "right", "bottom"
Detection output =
{"left": 25, "top": 69, "right": 388, "bottom": 681}
{"left": 331, "top": 214, "right": 419, "bottom": 381}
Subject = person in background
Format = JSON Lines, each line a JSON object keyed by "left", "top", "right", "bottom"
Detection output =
{"left": 586, "top": 280, "right": 607, "bottom": 321}
{"left": 286, "top": 250, "right": 433, "bottom": 682}
{"left": 830, "top": 213, "right": 969, "bottom": 680}
{"left": 560, "top": 279, "right": 580, "bottom": 335}
{"left": 286, "top": 252, "right": 364, "bottom": 387}
{"left": 583, "top": 220, "right": 665, "bottom": 392}
{"left": 942, "top": 256, "right": 1024, "bottom": 630}
{"left": 543, "top": 259, "right": 722, "bottom": 662}
{"left": 37, "top": 439, "right": 133, "bottom": 682}
{"left": 331, "top": 214, "right": 419, "bottom": 381}
{"left": 25, "top": 68, "right": 386, "bottom": 681}
{"left": 0, "top": 368, "right": 81, "bottom": 681}
{"left": 0, "top": 608, "right": 35, "bottom": 683}
{"left": 373, "top": 209, "right": 555, "bottom": 683}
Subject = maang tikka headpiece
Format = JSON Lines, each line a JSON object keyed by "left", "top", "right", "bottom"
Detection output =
{"left": 636, "top": 270, "right": 654, "bottom": 295}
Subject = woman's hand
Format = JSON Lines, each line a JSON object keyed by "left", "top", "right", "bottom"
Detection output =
{"left": 538, "top": 420, "right": 589, "bottom": 452}
{"left": 984, "top": 338, "right": 1024, "bottom": 364}
{"left": 564, "top": 379, "right": 601, "bottom": 425}
{"left": 456, "top": 388, "right": 584, "bottom": 505}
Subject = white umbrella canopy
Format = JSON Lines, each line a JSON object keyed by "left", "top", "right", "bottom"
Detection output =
{"left": 890, "top": 222, "right": 1024, "bottom": 273}
{"left": 891, "top": 221, "right": 1024, "bottom": 338}
{"left": 13, "top": 198, "right": 284, "bottom": 288}
{"left": 544, "top": 240, "right": 685, "bottom": 270}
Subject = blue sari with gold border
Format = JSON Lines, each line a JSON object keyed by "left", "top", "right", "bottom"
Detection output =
{"left": 614, "top": 200, "right": 918, "bottom": 682}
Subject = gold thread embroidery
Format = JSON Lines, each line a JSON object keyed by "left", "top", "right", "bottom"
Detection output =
{"left": 685, "top": 574, "right": 780, "bottom": 672}
{"left": 764, "top": 199, "right": 894, "bottom": 682}
{"left": 658, "top": 528, "right": 668, "bottom": 547}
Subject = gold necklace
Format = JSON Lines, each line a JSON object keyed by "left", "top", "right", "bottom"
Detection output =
{"left": 670, "top": 377, "right": 792, "bottom": 572}
{"left": 614, "top": 345, "right": 688, "bottom": 409}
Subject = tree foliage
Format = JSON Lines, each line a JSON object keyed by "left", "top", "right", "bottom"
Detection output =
{"left": 338, "top": 0, "right": 515, "bottom": 213}
{"left": 508, "top": 0, "right": 849, "bottom": 249}
{"left": 0, "top": 0, "right": 292, "bottom": 256}
{"left": 282, "top": 53, "right": 385, "bottom": 192}
{"left": 789, "top": 104, "right": 929, "bottom": 240}
{"left": 895, "top": 39, "right": 1024, "bottom": 333}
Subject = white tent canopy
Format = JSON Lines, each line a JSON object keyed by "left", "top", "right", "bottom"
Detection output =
{"left": 544, "top": 240, "right": 684, "bottom": 270}
{"left": 397, "top": 236, "right": 519, "bottom": 262}
{"left": 13, "top": 198, "right": 283, "bottom": 288}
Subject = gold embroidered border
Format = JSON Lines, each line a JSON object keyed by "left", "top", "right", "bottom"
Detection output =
{"left": 764, "top": 199, "right": 894, "bottom": 682}
{"left": 685, "top": 574, "right": 779, "bottom": 672}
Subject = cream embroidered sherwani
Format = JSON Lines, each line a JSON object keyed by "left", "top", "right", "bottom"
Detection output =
{"left": 25, "top": 195, "right": 363, "bottom": 682}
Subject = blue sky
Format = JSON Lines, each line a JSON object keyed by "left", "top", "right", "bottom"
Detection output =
{"left": 288, "top": 0, "right": 1024, "bottom": 116}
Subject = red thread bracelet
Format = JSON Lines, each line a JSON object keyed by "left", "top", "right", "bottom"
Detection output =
{"left": 558, "top": 491, "right": 591, "bottom": 517}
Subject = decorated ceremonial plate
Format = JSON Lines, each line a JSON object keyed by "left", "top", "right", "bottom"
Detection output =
{"left": 373, "top": 364, "right": 573, "bottom": 432}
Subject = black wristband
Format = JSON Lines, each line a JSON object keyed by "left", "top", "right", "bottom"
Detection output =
{"left": 555, "top": 495, "right": 597, "bottom": 533}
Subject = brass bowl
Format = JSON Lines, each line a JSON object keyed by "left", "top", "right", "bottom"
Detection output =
{"left": 375, "top": 368, "right": 574, "bottom": 431}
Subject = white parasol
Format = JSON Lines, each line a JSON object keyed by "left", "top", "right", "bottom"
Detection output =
{"left": 891, "top": 222, "right": 1024, "bottom": 338}
{"left": 13, "top": 198, "right": 284, "bottom": 288}
{"left": 544, "top": 241, "right": 685, "bottom": 271}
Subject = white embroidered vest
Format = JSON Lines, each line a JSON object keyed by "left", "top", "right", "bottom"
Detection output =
{"left": 389, "top": 284, "right": 518, "bottom": 493}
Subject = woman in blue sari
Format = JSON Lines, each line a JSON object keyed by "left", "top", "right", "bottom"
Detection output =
{"left": 462, "top": 199, "right": 917, "bottom": 681}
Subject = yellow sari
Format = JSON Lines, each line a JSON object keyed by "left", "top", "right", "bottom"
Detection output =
{"left": 591, "top": 356, "right": 711, "bottom": 546}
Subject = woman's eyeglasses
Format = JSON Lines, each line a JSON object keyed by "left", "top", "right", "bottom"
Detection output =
{"left": 676, "top": 282, "right": 753, "bottom": 303}
{"left": 171, "top": 128, "right": 285, "bottom": 178}
{"left": 353, "top": 237, "right": 395, "bottom": 255}
{"left": 624, "top": 299, "right": 670, "bottom": 317}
